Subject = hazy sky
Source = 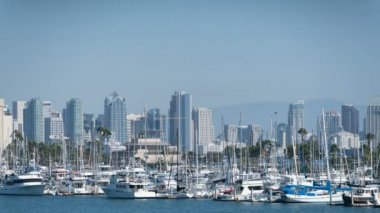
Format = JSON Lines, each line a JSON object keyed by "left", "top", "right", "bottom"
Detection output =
{"left": 1, "top": 0, "right": 379, "bottom": 114}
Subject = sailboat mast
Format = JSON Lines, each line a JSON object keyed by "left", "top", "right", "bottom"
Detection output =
{"left": 321, "top": 108, "right": 331, "bottom": 180}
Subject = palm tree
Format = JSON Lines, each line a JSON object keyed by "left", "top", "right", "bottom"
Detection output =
{"left": 13, "top": 130, "right": 24, "bottom": 142}
{"left": 97, "top": 127, "right": 111, "bottom": 142}
{"left": 96, "top": 127, "right": 111, "bottom": 164}
{"left": 298, "top": 128, "right": 308, "bottom": 172}
{"left": 366, "top": 133, "right": 375, "bottom": 147}
{"left": 298, "top": 128, "right": 308, "bottom": 143}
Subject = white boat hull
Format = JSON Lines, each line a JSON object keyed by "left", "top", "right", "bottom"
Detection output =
{"left": 0, "top": 184, "right": 45, "bottom": 196}
{"left": 282, "top": 193, "right": 343, "bottom": 203}
{"left": 103, "top": 188, "right": 158, "bottom": 199}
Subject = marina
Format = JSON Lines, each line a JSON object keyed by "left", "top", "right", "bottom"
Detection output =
{"left": 1, "top": 0, "right": 379, "bottom": 212}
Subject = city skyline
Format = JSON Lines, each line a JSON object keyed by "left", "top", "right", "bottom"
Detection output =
{"left": 1, "top": 0, "right": 380, "bottom": 114}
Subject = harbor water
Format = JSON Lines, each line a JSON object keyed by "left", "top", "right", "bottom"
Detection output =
{"left": 1, "top": 195, "right": 379, "bottom": 213}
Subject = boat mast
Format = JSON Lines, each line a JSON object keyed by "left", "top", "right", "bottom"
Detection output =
{"left": 292, "top": 135, "right": 298, "bottom": 177}
{"left": 321, "top": 108, "right": 331, "bottom": 180}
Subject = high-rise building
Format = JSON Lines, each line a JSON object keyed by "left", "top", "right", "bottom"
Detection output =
{"left": 95, "top": 114, "right": 104, "bottom": 129}
{"left": 147, "top": 108, "right": 166, "bottom": 139}
{"left": 42, "top": 101, "right": 52, "bottom": 119}
{"left": 64, "top": 98, "right": 83, "bottom": 145}
{"left": 276, "top": 123, "right": 287, "bottom": 148}
{"left": 83, "top": 113, "right": 95, "bottom": 143}
{"left": 104, "top": 92, "right": 127, "bottom": 143}
{"left": 247, "top": 124, "right": 261, "bottom": 145}
{"left": 287, "top": 100, "right": 304, "bottom": 144}
{"left": 168, "top": 91, "right": 193, "bottom": 153}
{"left": 42, "top": 101, "right": 53, "bottom": 143}
{"left": 237, "top": 126, "right": 249, "bottom": 143}
{"left": 45, "top": 111, "right": 64, "bottom": 144}
{"left": 134, "top": 116, "right": 146, "bottom": 139}
{"left": 341, "top": 104, "right": 359, "bottom": 135}
{"left": 0, "top": 99, "right": 5, "bottom": 148}
{"left": 127, "top": 113, "right": 144, "bottom": 143}
{"left": 224, "top": 124, "right": 238, "bottom": 144}
{"left": 12, "top": 101, "right": 26, "bottom": 134}
{"left": 24, "top": 98, "right": 44, "bottom": 143}
{"left": 193, "top": 108, "right": 214, "bottom": 152}
{"left": 1, "top": 103, "right": 13, "bottom": 150}
{"left": 366, "top": 98, "right": 380, "bottom": 146}
{"left": 324, "top": 110, "right": 342, "bottom": 139}
{"left": 0, "top": 98, "right": 5, "bottom": 150}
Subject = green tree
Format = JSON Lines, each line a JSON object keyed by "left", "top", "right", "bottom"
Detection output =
{"left": 329, "top": 143, "right": 340, "bottom": 169}
{"left": 298, "top": 128, "right": 308, "bottom": 142}
{"left": 97, "top": 127, "right": 111, "bottom": 163}
{"left": 366, "top": 133, "right": 376, "bottom": 147}
{"left": 298, "top": 128, "right": 308, "bottom": 172}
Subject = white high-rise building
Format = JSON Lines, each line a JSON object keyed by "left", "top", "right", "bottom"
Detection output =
{"left": 0, "top": 99, "right": 13, "bottom": 150}
{"left": 193, "top": 107, "right": 214, "bottom": 154}
{"left": 248, "top": 124, "right": 261, "bottom": 145}
{"left": 317, "top": 111, "right": 343, "bottom": 140}
{"left": 224, "top": 124, "right": 238, "bottom": 144}
{"left": 42, "top": 101, "right": 52, "bottom": 119}
{"left": 104, "top": 92, "right": 127, "bottom": 143}
{"left": 45, "top": 111, "right": 64, "bottom": 144}
{"left": 287, "top": 100, "right": 304, "bottom": 144}
{"left": 2, "top": 111, "right": 13, "bottom": 151}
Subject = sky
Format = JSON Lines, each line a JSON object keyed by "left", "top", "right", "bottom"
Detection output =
{"left": 0, "top": 0, "right": 379, "bottom": 114}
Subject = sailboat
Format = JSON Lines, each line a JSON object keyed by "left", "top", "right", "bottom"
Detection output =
{"left": 281, "top": 108, "right": 344, "bottom": 204}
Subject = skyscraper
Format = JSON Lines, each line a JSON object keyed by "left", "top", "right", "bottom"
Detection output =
{"left": 248, "top": 124, "right": 261, "bottom": 145}
{"left": 12, "top": 101, "right": 26, "bottom": 135}
{"left": 0, "top": 98, "right": 5, "bottom": 149}
{"left": 64, "top": 98, "right": 83, "bottom": 145}
{"left": 147, "top": 108, "right": 165, "bottom": 139}
{"left": 127, "top": 113, "right": 144, "bottom": 143}
{"left": 341, "top": 104, "right": 359, "bottom": 134}
{"left": 224, "top": 124, "right": 238, "bottom": 144}
{"left": 366, "top": 98, "right": 380, "bottom": 146}
{"left": 324, "top": 110, "right": 342, "bottom": 138}
{"left": 2, "top": 106, "right": 13, "bottom": 150}
{"left": 42, "top": 101, "right": 53, "bottom": 143}
{"left": 193, "top": 107, "right": 214, "bottom": 149}
{"left": 168, "top": 91, "right": 193, "bottom": 153}
{"left": 42, "top": 101, "right": 52, "bottom": 119}
{"left": 276, "top": 123, "right": 287, "bottom": 148}
{"left": 24, "top": 98, "right": 44, "bottom": 143}
{"left": 83, "top": 113, "right": 95, "bottom": 143}
{"left": 287, "top": 100, "right": 304, "bottom": 144}
{"left": 237, "top": 126, "right": 249, "bottom": 143}
{"left": 45, "top": 111, "right": 64, "bottom": 144}
{"left": 104, "top": 92, "right": 127, "bottom": 143}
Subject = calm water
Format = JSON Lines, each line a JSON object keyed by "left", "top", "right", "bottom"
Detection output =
{"left": 0, "top": 196, "right": 379, "bottom": 213}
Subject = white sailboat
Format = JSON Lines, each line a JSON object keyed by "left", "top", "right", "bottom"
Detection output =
{"left": 281, "top": 109, "right": 344, "bottom": 204}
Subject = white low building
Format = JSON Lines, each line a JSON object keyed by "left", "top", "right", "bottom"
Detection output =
{"left": 331, "top": 131, "right": 360, "bottom": 149}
